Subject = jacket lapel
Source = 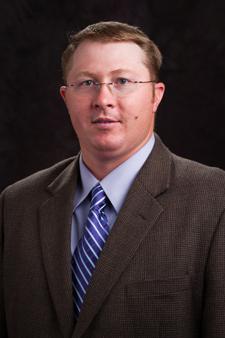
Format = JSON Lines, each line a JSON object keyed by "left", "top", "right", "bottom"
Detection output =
{"left": 73, "top": 135, "right": 173, "bottom": 337}
{"left": 39, "top": 158, "right": 79, "bottom": 337}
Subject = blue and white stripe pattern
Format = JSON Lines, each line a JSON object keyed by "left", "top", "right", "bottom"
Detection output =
{"left": 71, "top": 183, "right": 110, "bottom": 318}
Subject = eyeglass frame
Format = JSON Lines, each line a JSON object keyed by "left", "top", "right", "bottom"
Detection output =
{"left": 64, "top": 79, "right": 157, "bottom": 96}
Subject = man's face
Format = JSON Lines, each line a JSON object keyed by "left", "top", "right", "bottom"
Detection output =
{"left": 60, "top": 41, "right": 165, "bottom": 166}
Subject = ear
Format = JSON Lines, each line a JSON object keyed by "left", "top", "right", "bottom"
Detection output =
{"left": 153, "top": 82, "right": 165, "bottom": 113}
{"left": 60, "top": 85, "right": 67, "bottom": 101}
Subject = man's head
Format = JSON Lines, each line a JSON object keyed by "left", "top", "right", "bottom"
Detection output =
{"left": 61, "top": 21, "right": 162, "bottom": 83}
{"left": 60, "top": 21, "right": 165, "bottom": 178}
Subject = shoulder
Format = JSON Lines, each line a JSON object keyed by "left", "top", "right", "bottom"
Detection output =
{"left": 1, "top": 156, "right": 77, "bottom": 199}
{"left": 154, "top": 133, "right": 225, "bottom": 188}
{"left": 170, "top": 153, "right": 225, "bottom": 207}
{"left": 172, "top": 153, "right": 225, "bottom": 186}
{"left": 150, "top": 134, "right": 225, "bottom": 207}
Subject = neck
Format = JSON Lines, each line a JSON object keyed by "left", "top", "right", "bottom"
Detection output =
{"left": 81, "top": 142, "right": 152, "bottom": 180}
{"left": 81, "top": 154, "right": 126, "bottom": 180}
{"left": 81, "top": 133, "right": 154, "bottom": 180}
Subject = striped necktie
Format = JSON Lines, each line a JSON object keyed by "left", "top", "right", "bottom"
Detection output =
{"left": 71, "top": 183, "right": 110, "bottom": 318}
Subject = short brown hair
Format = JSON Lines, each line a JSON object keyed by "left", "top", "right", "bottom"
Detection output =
{"left": 61, "top": 21, "right": 162, "bottom": 82}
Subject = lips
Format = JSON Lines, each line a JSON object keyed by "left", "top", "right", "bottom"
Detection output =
{"left": 92, "top": 117, "right": 119, "bottom": 124}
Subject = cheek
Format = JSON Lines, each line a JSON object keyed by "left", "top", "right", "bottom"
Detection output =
{"left": 66, "top": 95, "right": 89, "bottom": 113}
{"left": 70, "top": 113, "right": 87, "bottom": 132}
{"left": 124, "top": 93, "right": 153, "bottom": 118}
{"left": 66, "top": 101, "right": 89, "bottom": 123}
{"left": 120, "top": 99, "right": 140, "bottom": 120}
{"left": 128, "top": 103, "right": 151, "bottom": 123}
{"left": 66, "top": 107, "right": 83, "bottom": 133}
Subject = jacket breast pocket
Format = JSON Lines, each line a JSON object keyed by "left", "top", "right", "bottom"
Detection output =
{"left": 126, "top": 275, "right": 200, "bottom": 337}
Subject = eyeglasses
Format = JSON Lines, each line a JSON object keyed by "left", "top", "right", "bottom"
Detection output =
{"left": 66, "top": 78, "right": 157, "bottom": 96}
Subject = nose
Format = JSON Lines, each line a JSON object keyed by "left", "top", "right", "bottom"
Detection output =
{"left": 92, "top": 83, "right": 116, "bottom": 110}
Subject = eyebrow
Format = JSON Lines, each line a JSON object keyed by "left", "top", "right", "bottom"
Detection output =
{"left": 74, "top": 68, "right": 136, "bottom": 78}
{"left": 111, "top": 68, "right": 135, "bottom": 75}
{"left": 74, "top": 71, "right": 97, "bottom": 78}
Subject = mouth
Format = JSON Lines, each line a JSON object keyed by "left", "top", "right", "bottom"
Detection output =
{"left": 92, "top": 117, "right": 120, "bottom": 124}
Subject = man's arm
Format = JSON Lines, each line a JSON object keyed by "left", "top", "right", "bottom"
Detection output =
{"left": 202, "top": 209, "right": 225, "bottom": 337}
{"left": 0, "top": 191, "right": 8, "bottom": 337}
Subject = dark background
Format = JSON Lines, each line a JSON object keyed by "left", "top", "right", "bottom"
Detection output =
{"left": 1, "top": 0, "right": 225, "bottom": 192}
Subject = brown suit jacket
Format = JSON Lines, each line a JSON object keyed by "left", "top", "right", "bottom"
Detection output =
{"left": 1, "top": 135, "right": 225, "bottom": 338}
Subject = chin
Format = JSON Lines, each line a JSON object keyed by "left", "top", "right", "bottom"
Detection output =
{"left": 93, "top": 138, "right": 123, "bottom": 150}
{"left": 93, "top": 142, "right": 124, "bottom": 156}
{"left": 82, "top": 136, "right": 119, "bottom": 149}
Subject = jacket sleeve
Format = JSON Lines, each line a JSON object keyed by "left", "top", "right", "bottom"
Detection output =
{"left": 202, "top": 209, "right": 225, "bottom": 337}
{"left": 0, "top": 190, "right": 8, "bottom": 337}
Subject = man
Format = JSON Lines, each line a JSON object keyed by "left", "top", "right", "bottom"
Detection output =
{"left": 1, "top": 21, "right": 225, "bottom": 338}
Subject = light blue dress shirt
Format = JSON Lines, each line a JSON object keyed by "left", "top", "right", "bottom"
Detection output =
{"left": 71, "top": 134, "right": 155, "bottom": 254}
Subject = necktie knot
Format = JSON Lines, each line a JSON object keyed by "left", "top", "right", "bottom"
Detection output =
{"left": 90, "top": 183, "right": 107, "bottom": 212}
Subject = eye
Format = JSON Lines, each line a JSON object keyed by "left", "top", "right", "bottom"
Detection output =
{"left": 115, "top": 78, "right": 131, "bottom": 85}
{"left": 78, "top": 79, "right": 95, "bottom": 87}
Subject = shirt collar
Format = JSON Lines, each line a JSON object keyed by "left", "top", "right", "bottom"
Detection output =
{"left": 75, "top": 134, "right": 155, "bottom": 212}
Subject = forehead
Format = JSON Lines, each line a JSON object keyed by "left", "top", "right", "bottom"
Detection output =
{"left": 67, "top": 40, "right": 149, "bottom": 79}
